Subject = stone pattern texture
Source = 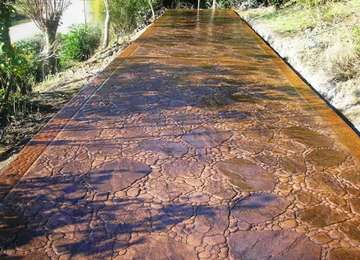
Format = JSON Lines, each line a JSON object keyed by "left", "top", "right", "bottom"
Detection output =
{"left": 1, "top": 9, "right": 360, "bottom": 260}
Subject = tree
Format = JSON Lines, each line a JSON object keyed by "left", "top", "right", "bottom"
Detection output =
{"left": 0, "top": 0, "right": 14, "bottom": 53}
{"left": 197, "top": 0, "right": 201, "bottom": 11}
{"left": 148, "top": 0, "right": 155, "bottom": 21}
{"left": 102, "top": 0, "right": 111, "bottom": 48}
{"left": 16, "top": 0, "right": 70, "bottom": 74}
{"left": 0, "top": 0, "right": 14, "bottom": 126}
{"left": 212, "top": 0, "right": 216, "bottom": 9}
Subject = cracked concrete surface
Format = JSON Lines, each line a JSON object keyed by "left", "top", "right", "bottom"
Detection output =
{"left": 1, "top": 9, "right": 360, "bottom": 260}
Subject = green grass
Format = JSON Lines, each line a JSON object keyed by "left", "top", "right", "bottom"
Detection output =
{"left": 353, "top": 25, "right": 360, "bottom": 54}
{"left": 241, "top": 0, "right": 360, "bottom": 35}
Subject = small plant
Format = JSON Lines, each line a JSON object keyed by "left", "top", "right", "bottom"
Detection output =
{"left": 59, "top": 25, "right": 101, "bottom": 68}
{"left": 352, "top": 26, "right": 360, "bottom": 55}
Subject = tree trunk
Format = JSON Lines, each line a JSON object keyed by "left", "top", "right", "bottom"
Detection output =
{"left": 102, "top": 0, "right": 110, "bottom": 49}
{"left": 197, "top": 0, "right": 200, "bottom": 11}
{"left": 148, "top": 0, "right": 155, "bottom": 21}
{"left": 212, "top": 0, "right": 216, "bottom": 9}
{"left": 44, "top": 27, "right": 57, "bottom": 75}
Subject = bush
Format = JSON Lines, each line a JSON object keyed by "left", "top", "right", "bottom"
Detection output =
{"left": 0, "top": 41, "right": 40, "bottom": 124}
{"left": 59, "top": 25, "right": 101, "bottom": 68}
{"left": 15, "top": 37, "right": 43, "bottom": 82}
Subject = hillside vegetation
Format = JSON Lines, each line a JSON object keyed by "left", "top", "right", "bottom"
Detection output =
{"left": 237, "top": 0, "right": 360, "bottom": 130}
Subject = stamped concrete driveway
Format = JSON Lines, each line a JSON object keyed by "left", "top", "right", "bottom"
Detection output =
{"left": 1, "top": 9, "right": 360, "bottom": 260}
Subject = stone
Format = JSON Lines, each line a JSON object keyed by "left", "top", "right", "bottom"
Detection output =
{"left": 215, "top": 158, "right": 275, "bottom": 191}
{"left": 279, "top": 219, "right": 297, "bottom": 229}
{"left": 339, "top": 169, "right": 360, "bottom": 187}
{"left": 328, "top": 248, "right": 360, "bottom": 260}
{"left": 195, "top": 206, "right": 229, "bottom": 237}
{"left": 234, "top": 139, "right": 265, "bottom": 154}
{"left": 162, "top": 159, "right": 205, "bottom": 179}
{"left": 148, "top": 179, "right": 193, "bottom": 202}
{"left": 296, "top": 192, "right": 321, "bottom": 206}
{"left": 310, "top": 232, "right": 332, "bottom": 244}
{"left": 123, "top": 234, "right": 197, "bottom": 259}
{"left": 283, "top": 126, "right": 332, "bottom": 148}
{"left": 306, "top": 149, "right": 347, "bottom": 168}
{"left": 182, "top": 127, "right": 232, "bottom": 149}
{"left": 243, "top": 127, "right": 274, "bottom": 142}
{"left": 203, "top": 178, "right": 237, "bottom": 200}
{"left": 306, "top": 173, "right": 345, "bottom": 195}
{"left": 139, "top": 139, "right": 188, "bottom": 157}
{"left": 228, "top": 230, "right": 321, "bottom": 259}
{"left": 298, "top": 205, "right": 348, "bottom": 228}
{"left": 350, "top": 197, "right": 360, "bottom": 214}
{"left": 339, "top": 220, "right": 360, "bottom": 243}
{"left": 232, "top": 193, "right": 289, "bottom": 225}
{"left": 279, "top": 156, "right": 306, "bottom": 175}
{"left": 88, "top": 159, "right": 151, "bottom": 193}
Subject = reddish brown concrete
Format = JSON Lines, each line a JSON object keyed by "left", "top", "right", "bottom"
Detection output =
{"left": 1, "top": 9, "right": 360, "bottom": 259}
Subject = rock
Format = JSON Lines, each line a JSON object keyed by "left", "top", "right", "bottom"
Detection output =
{"left": 306, "top": 149, "right": 347, "bottom": 168}
{"left": 228, "top": 230, "right": 321, "bottom": 259}
{"left": 279, "top": 156, "right": 306, "bottom": 175}
{"left": 123, "top": 234, "right": 197, "bottom": 259}
{"left": 88, "top": 159, "right": 151, "bottom": 193}
{"left": 296, "top": 192, "right": 321, "bottom": 206}
{"left": 350, "top": 197, "right": 360, "bottom": 214}
{"left": 339, "top": 169, "right": 360, "bottom": 187}
{"left": 232, "top": 193, "right": 289, "bottom": 225}
{"left": 328, "top": 248, "right": 360, "bottom": 260}
{"left": 283, "top": 126, "right": 332, "bottom": 148}
{"left": 215, "top": 158, "right": 275, "bottom": 191}
{"left": 310, "top": 232, "right": 332, "bottom": 244}
{"left": 298, "top": 205, "right": 348, "bottom": 228}
{"left": 139, "top": 140, "right": 188, "bottom": 157}
{"left": 279, "top": 219, "right": 297, "bottom": 229}
{"left": 182, "top": 127, "right": 232, "bottom": 149}
{"left": 148, "top": 179, "right": 193, "bottom": 202}
{"left": 339, "top": 220, "right": 360, "bottom": 243}
{"left": 162, "top": 159, "right": 205, "bottom": 179}
{"left": 203, "top": 178, "right": 237, "bottom": 200}
{"left": 306, "top": 173, "right": 345, "bottom": 195}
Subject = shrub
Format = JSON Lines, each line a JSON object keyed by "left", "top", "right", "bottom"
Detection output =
{"left": 59, "top": 25, "right": 101, "bottom": 68}
{"left": 15, "top": 37, "right": 43, "bottom": 81}
{"left": 0, "top": 41, "right": 39, "bottom": 124}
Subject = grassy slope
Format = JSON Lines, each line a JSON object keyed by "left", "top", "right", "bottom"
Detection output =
{"left": 241, "top": 0, "right": 360, "bottom": 35}
{"left": 238, "top": 0, "right": 360, "bottom": 130}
